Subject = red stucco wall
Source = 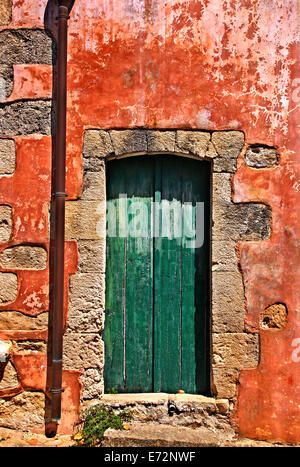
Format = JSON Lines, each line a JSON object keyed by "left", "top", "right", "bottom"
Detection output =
{"left": 1, "top": 0, "right": 299, "bottom": 441}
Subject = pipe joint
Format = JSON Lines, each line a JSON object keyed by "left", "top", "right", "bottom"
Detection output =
{"left": 52, "top": 192, "right": 68, "bottom": 198}
{"left": 49, "top": 388, "right": 65, "bottom": 394}
{"left": 57, "top": 6, "right": 70, "bottom": 20}
{"left": 58, "top": 0, "right": 76, "bottom": 13}
{"left": 57, "top": 14, "right": 70, "bottom": 20}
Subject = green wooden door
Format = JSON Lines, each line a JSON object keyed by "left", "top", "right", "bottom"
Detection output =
{"left": 104, "top": 155, "right": 210, "bottom": 394}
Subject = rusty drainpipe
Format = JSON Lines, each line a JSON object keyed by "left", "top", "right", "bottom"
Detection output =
{"left": 48, "top": 0, "right": 75, "bottom": 436}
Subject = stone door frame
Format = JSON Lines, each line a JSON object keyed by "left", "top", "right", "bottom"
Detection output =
{"left": 64, "top": 128, "right": 271, "bottom": 405}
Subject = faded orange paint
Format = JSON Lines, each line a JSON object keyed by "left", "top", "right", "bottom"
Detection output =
{"left": 0, "top": 0, "right": 299, "bottom": 440}
{"left": 12, "top": 353, "right": 82, "bottom": 434}
{"left": 0, "top": 135, "right": 77, "bottom": 323}
{"left": 5, "top": 65, "right": 53, "bottom": 102}
{"left": 0, "top": 135, "right": 78, "bottom": 428}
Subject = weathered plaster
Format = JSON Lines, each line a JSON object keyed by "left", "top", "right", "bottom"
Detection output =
{"left": 76, "top": 128, "right": 270, "bottom": 407}
{"left": 0, "top": 0, "right": 299, "bottom": 442}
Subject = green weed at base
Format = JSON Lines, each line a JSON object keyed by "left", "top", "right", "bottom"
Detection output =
{"left": 73, "top": 404, "right": 133, "bottom": 447}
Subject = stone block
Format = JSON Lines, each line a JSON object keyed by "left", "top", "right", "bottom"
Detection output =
{"left": 171, "top": 394, "right": 217, "bottom": 414}
{"left": 212, "top": 240, "right": 238, "bottom": 272}
{"left": 81, "top": 368, "right": 103, "bottom": 400}
{"left": 0, "top": 272, "right": 17, "bottom": 304}
{"left": 77, "top": 239, "right": 105, "bottom": 273}
{"left": 261, "top": 303, "right": 287, "bottom": 329}
{"left": 0, "top": 361, "right": 18, "bottom": 390}
{"left": 0, "top": 139, "right": 15, "bottom": 174}
{"left": 212, "top": 173, "right": 232, "bottom": 202}
{"left": 83, "top": 156, "right": 105, "bottom": 172}
{"left": 176, "top": 130, "right": 210, "bottom": 157}
{"left": 0, "top": 101, "right": 52, "bottom": 136}
{"left": 211, "top": 367, "right": 239, "bottom": 398}
{"left": 215, "top": 399, "right": 230, "bottom": 415}
{"left": 212, "top": 333, "right": 259, "bottom": 369}
{"left": 0, "top": 205, "right": 12, "bottom": 243}
{"left": 147, "top": 130, "right": 176, "bottom": 152}
{"left": 67, "top": 273, "right": 105, "bottom": 333}
{"left": 13, "top": 341, "right": 46, "bottom": 353}
{"left": 0, "top": 245, "right": 47, "bottom": 270}
{"left": 0, "top": 65, "right": 13, "bottom": 101}
{"left": 245, "top": 145, "right": 279, "bottom": 168}
{"left": 0, "top": 0, "right": 12, "bottom": 26}
{"left": 0, "top": 392, "right": 45, "bottom": 430}
{"left": 110, "top": 129, "right": 147, "bottom": 155}
{"left": 212, "top": 131, "right": 244, "bottom": 172}
{"left": 0, "top": 311, "right": 48, "bottom": 331}
{"left": 83, "top": 130, "right": 113, "bottom": 159}
{"left": 65, "top": 200, "right": 105, "bottom": 240}
{"left": 81, "top": 169, "right": 105, "bottom": 201}
{"left": 213, "top": 201, "right": 271, "bottom": 241}
{"left": 100, "top": 394, "right": 233, "bottom": 432}
{"left": 63, "top": 332, "right": 104, "bottom": 370}
{"left": 206, "top": 141, "right": 218, "bottom": 159}
{"left": 212, "top": 271, "right": 245, "bottom": 332}
{"left": 0, "top": 29, "right": 54, "bottom": 65}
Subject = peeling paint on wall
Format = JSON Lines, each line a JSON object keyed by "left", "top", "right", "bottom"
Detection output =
{"left": 0, "top": 0, "right": 299, "bottom": 441}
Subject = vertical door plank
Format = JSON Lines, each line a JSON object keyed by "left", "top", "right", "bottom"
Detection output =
{"left": 153, "top": 155, "right": 182, "bottom": 393}
{"left": 103, "top": 162, "right": 127, "bottom": 392}
{"left": 181, "top": 171, "right": 197, "bottom": 393}
{"left": 125, "top": 157, "right": 154, "bottom": 392}
{"left": 153, "top": 158, "right": 162, "bottom": 392}
{"left": 181, "top": 159, "right": 210, "bottom": 394}
{"left": 194, "top": 160, "right": 210, "bottom": 395}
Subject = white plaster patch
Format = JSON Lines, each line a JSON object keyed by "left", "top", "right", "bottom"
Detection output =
{"left": 0, "top": 339, "right": 12, "bottom": 363}
{"left": 23, "top": 292, "right": 43, "bottom": 309}
{"left": 291, "top": 338, "right": 300, "bottom": 363}
{"left": 196, "top": 109, "right": 213, "bottom": 129}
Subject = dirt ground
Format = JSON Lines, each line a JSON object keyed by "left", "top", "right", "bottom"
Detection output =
{"left": 0, "top": 427, "right": 74, "bottom": 447}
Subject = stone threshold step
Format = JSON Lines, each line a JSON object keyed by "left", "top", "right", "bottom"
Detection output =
{"left": 102, "top": 422, "right": 295, "bottom": 448}
{"left": 102, "top": 422, "right": 234, "bottom": 447}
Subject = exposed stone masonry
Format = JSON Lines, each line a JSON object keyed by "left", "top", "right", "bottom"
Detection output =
{"left": 245, "top": 145, "right": 279, "bottom": 168}
{"left": 0, "top": 119, "right": 273, "bottom": 430}
{"left": 0, "top": 205, "right": 12, "bottom": 243}
{"left": 0, "top": 245, "right": 47, "bottom": 270}
{"left": 0, "top": 101, "right": 52, "bottom": 136}
{"left": 0, "top": 273, "right": 17, "bottom": 304}
{"left": 0, "top": 28, "right": 54, "bottom": 134}
{"left": 0, "top": 22, "right": 57, "bottom": 431}
{"left": 63, "top": 128, "right": 271, "bottom": 408}
{"left": 0, "top": 0, "right": 295, "bottom": 443}
{"left": 0, "top": 29, "right": 54, "bottom": 65}
{"left": 0, "top": 311, "right": 48, "bottom": 331}
{"left": 0, "top": 139, "right": 15, "bottom": 174}
{"left": 0, "top": 0, "right": 12, "bottom": 27}
{"left": 0, "top": 65, "right": 13, "bottom": 101}
{"left": 262, "top": 303, "right": 287, "bottom": 330}
{"left": 0, "top": 9, "right": 273, "bottom": 422}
